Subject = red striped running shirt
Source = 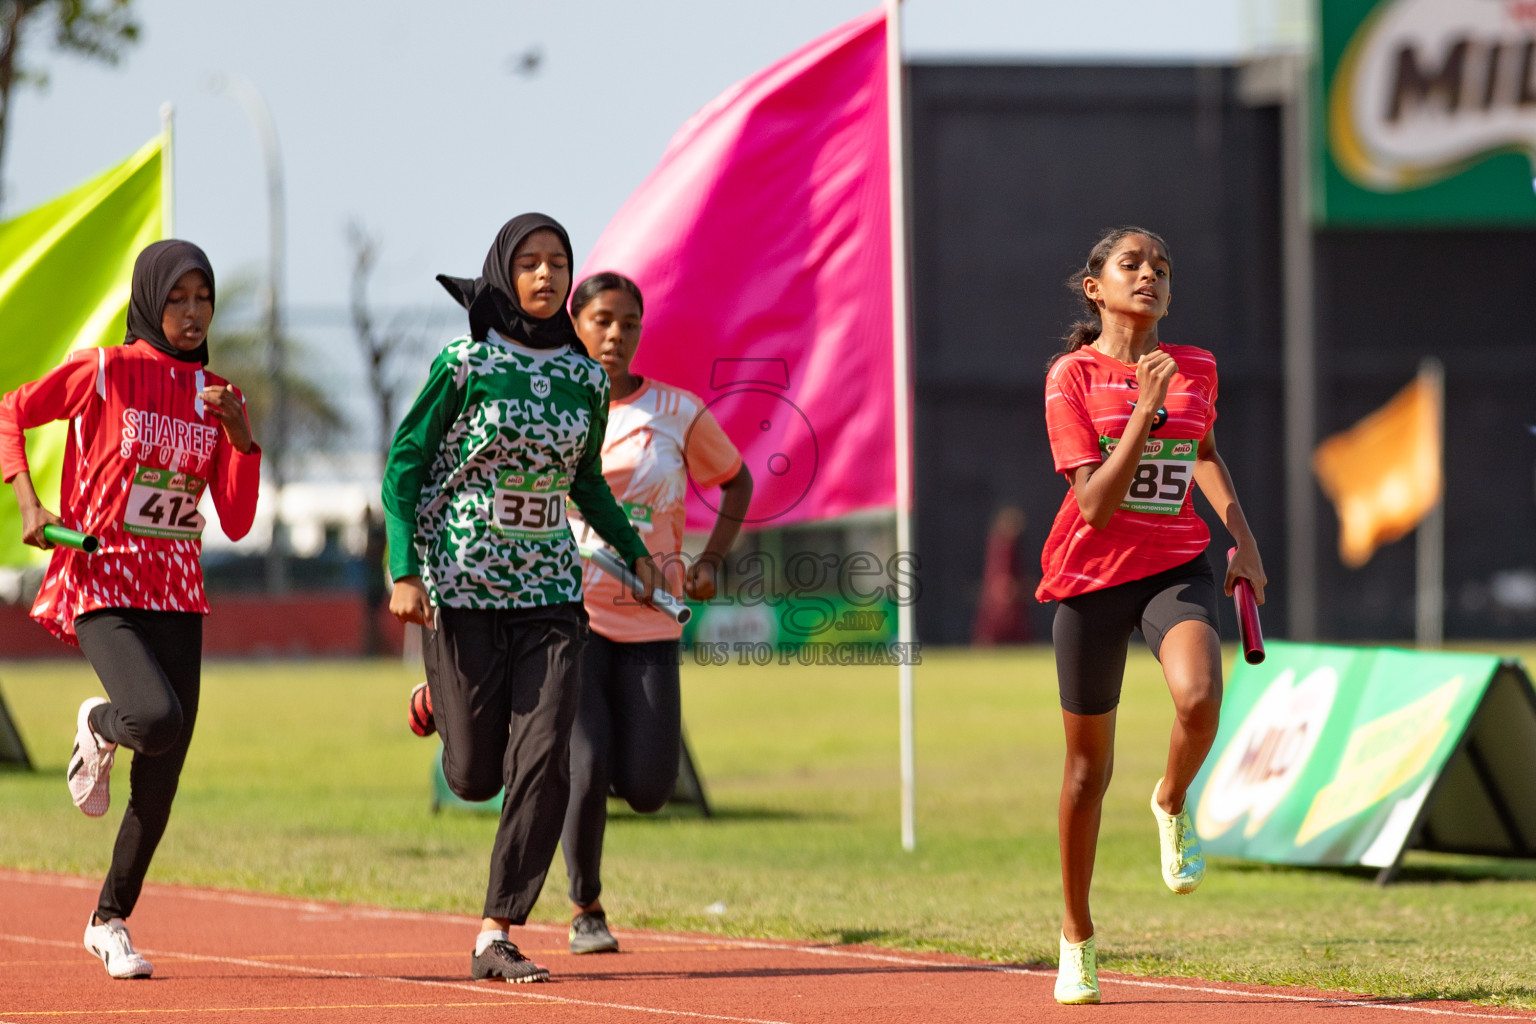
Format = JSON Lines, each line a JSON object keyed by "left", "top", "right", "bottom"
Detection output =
{"left": 1037, "top": 342, "right": 1218, "bottom": 602}
{"left": 0, "top": 341, "right": 262, "bottom": 644}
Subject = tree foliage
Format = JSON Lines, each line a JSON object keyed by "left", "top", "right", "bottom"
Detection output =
{"left": 206, "top": 273, "right": 346, "bottom": 456}
{"left": 347, "top": 221, "right": 432, "bottom": 472}
{"left": 0, "top": 0, "right": 139, "bottom": 208}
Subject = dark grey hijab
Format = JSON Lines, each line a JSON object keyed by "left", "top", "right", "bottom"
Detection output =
{"left": 436, "top": 213, "right": 583, "bottom": 352}
{"left": 125, "top": 239, "right": 215, "bottom": 365}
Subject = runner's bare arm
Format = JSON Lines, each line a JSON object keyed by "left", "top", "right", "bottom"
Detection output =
{"left": 687, "top": 464, "right": 754, "bottom": 600}
{"left": 1193, "top": 430, "right": 1266, "bottom": 603}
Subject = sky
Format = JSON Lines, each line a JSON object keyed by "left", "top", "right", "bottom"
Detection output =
{"left": 4, "top": 0, "right": 1301, "bottom": 466}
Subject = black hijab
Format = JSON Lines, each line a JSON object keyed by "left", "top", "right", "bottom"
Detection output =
{"left": 125, "top": 239, "right": 216, "bottom": 366}
{"left": 436, "top": 213, "right": 583, "bottom": 352}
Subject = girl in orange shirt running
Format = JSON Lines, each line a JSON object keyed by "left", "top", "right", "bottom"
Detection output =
{"left": 560, "top": 272, "right": 753, "bottom": 955}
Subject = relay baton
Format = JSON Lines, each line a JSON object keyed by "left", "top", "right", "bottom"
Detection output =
{"left": 1226, "top": 547, "right": 1264, "bottom": 665}
{"left": 584, "top": 545, "right": 692, "bottom": 625}
{"left": 42, "top": 524, "right": 99, "bottom": 554}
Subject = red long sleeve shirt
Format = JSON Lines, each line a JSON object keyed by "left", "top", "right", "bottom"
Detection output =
{"left": 0, "top": 340, "right": 262, "bottom": 644}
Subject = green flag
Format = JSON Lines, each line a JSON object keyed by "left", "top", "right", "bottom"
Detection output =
{"left": 0, "top": 136, "right": 164, "bottom": 568}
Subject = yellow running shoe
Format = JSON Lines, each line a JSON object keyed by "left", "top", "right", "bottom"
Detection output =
{"left": 1054, "top": 933, "right": 1100, "bottom": 1004}
{"left": 1151, "top": 778, "right": 1205, "bottom": 894}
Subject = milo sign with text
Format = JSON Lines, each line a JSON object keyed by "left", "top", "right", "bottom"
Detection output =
{"left": 1187, "top": 642, "right": 1536, "bottom": 880}
{"left": 1320, "top": 0, "right": 1536, "bottom": 224}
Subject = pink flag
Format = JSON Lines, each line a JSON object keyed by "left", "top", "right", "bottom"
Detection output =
{"left": 579, "top": 8, "right": 893, "bottom": 529}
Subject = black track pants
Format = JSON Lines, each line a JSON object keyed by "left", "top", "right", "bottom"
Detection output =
{"left": 561, "top": 633, "right": 681, "bottom": 907}
{"left": 74, "top": 608, "right": 202, "bottom": 922}
{"left": 425, "top": 603, "right": 587, "bottom": 922}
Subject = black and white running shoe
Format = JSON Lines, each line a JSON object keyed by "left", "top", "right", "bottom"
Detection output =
{"left": 83, "top": 915, "right": 153, "bottom": 979}
{"left": 471, "top": 939, "right": 550, "bottom": 983}
{"left": 68, "top": 697, "right": 115, "bottom": 817}
{"left": 569, "top": 910, "right": 619, "bottom": 954}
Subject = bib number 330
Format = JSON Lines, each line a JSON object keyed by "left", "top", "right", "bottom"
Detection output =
{"left": 1099, "top": 436, "right": 1197, "bottom": 515}
{"left": 494, "top": 470, "right": 570, "bottom": 539}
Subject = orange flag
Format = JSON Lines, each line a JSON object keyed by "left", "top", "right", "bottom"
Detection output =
{"left": 1313, "top": 369, "right": 1442, "bottom": 568}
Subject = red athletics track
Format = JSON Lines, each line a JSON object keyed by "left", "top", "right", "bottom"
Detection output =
{"left": 2, "top": 870, "right": 1532, "bottom": 1024}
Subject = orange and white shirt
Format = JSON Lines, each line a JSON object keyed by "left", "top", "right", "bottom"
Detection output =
{"left": 1037, "top": 342, "right": 1218, "bottom": 602}
{"left": 574, "top": 378, "right": 741, "bottom": 643}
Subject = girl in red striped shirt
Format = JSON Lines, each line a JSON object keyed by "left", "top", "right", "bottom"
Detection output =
{"left": 1038, "top": 227, "right": 1266, "bottom": 1004}
{"left": 0, "top": 241, "right": 261, "bottom": 980}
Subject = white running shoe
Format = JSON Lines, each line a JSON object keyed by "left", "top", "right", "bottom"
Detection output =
{"left": 83, "top": 915, "right": 153, "bottom": 979}
{"left": 1054, "top": 932, "right": 1101, "bottom": 1004}
{"left": 67, "top": 698, "right": 116, "bottom": 817}
{"left": 1151, "top": 778, "right": 1206, "bottom": 894}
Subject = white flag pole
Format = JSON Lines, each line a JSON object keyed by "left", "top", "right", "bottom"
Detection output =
{"left": 159, "top": 102, "right": 175, "bottom": 237}
{"left": 884, "top": 0, "right": 917, "bottom": 852}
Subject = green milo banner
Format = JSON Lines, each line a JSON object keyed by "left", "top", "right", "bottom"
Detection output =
{"left": 1318, "top": 0, "right": 1536, "bottom": 225}
{"left": 1189, "top": 642, "right": 1536, "bottom": 879}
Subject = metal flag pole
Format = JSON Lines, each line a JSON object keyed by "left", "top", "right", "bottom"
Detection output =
{"left": 159, "top": 103, "right": 174, "bottom": 237}
{"left": 210, "top": 74, "right": 289, "bottom": 593}
{"left": 1415, "top": 357, "right": 1444, "bottom": 648}
{"left": 1279, "top": 52, "right": 1319, "bottom": 642}
{"left": 884, "top": 0, "right": 917, "bottom": 853}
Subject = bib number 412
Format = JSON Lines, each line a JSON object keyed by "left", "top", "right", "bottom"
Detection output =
{"left": 124, "top": 466, "right": 207, "bottom": 539}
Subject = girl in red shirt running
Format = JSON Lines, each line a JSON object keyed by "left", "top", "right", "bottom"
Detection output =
{"left": 1037, "top": 227, "right": 1265, "bottom": 1004}
{"left": 0, "top": 240, "right": 261, "bottom": 980}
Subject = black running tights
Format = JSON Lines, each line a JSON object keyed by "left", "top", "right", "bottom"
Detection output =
{"left": 74, "top": 608, "right": 202, "bottom": 922}
{"left": 561, "top": 633, "right": 681, "bottom": 907}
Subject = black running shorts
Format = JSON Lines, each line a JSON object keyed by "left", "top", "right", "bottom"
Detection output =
{"left": 1051, "top": 554, "right": 1219, "bottom": 716}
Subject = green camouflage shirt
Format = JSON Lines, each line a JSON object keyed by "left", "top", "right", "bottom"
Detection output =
{"left": 382, "top": 332, "right": 648, "bottom": 609}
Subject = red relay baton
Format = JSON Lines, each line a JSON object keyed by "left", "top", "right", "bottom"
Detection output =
{"left": 1226, "top": 547, "right": 1264, "bottom": 665}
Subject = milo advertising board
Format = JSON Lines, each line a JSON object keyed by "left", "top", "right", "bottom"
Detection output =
{"left": 1319, "top": 0, "right": 1536, "bottom": 224}
{"left": 1188, "top": 642, "right": 1536, "bottom": 880}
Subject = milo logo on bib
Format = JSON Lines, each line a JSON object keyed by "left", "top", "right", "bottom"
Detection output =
{"left": 493, "top": 470, "right": 569, "bottom": 540}
{"left": 1099, "top": 435, "right": 1198, "bottom": 515}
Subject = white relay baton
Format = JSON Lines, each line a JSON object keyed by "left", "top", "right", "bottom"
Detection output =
{"left": 582, "top": 544, "right": 692, "bottom": 625}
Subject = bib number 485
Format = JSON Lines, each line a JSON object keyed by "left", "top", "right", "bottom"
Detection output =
{"left": 1128, "top": 461, "right": 1192, "bottom": 502}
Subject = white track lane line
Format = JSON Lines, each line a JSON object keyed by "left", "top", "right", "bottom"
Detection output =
{"left": 0, "top": 934, "right": 794, "bottom": 1024}
{"left": 5, "top": 872, "right": 1534, "bottom": 1022}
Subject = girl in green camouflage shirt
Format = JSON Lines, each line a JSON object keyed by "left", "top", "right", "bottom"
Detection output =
{"left": 383, "top": 214, "right": 662, "bottom": 984}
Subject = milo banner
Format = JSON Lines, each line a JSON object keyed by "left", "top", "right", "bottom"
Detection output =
{"left": 1319, "top": 0, "right": 1536, "bottom": 225}
{"left": 1188, "top": 641, "right": 1536, "bottom": 881}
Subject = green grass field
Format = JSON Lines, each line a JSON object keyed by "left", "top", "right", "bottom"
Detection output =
{"left": 2, "top": 646, "right": 1533, "bottom": 1006}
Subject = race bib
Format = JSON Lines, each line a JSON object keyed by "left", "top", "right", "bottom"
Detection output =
{"left": 567, "top": 499, "right": 654, "bottom": 548}
{"left": 124, "top": 466, "right": 207, "bottom": 539}
{"left": 493, "top": 470, "right": 569, "bottom": 540}
{"left": 1099, "top": 436, "right": 1197, "bottom": 515}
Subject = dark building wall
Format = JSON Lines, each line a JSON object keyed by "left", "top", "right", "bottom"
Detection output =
{"left": 908, "top": 64, "right": 1284, "bottom": 645}
{"left": 1313, "top": 231, "right": 1536, "bottom": 639}
{"left": 908, "top": 63, "right": 1536, "bottom": 644}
